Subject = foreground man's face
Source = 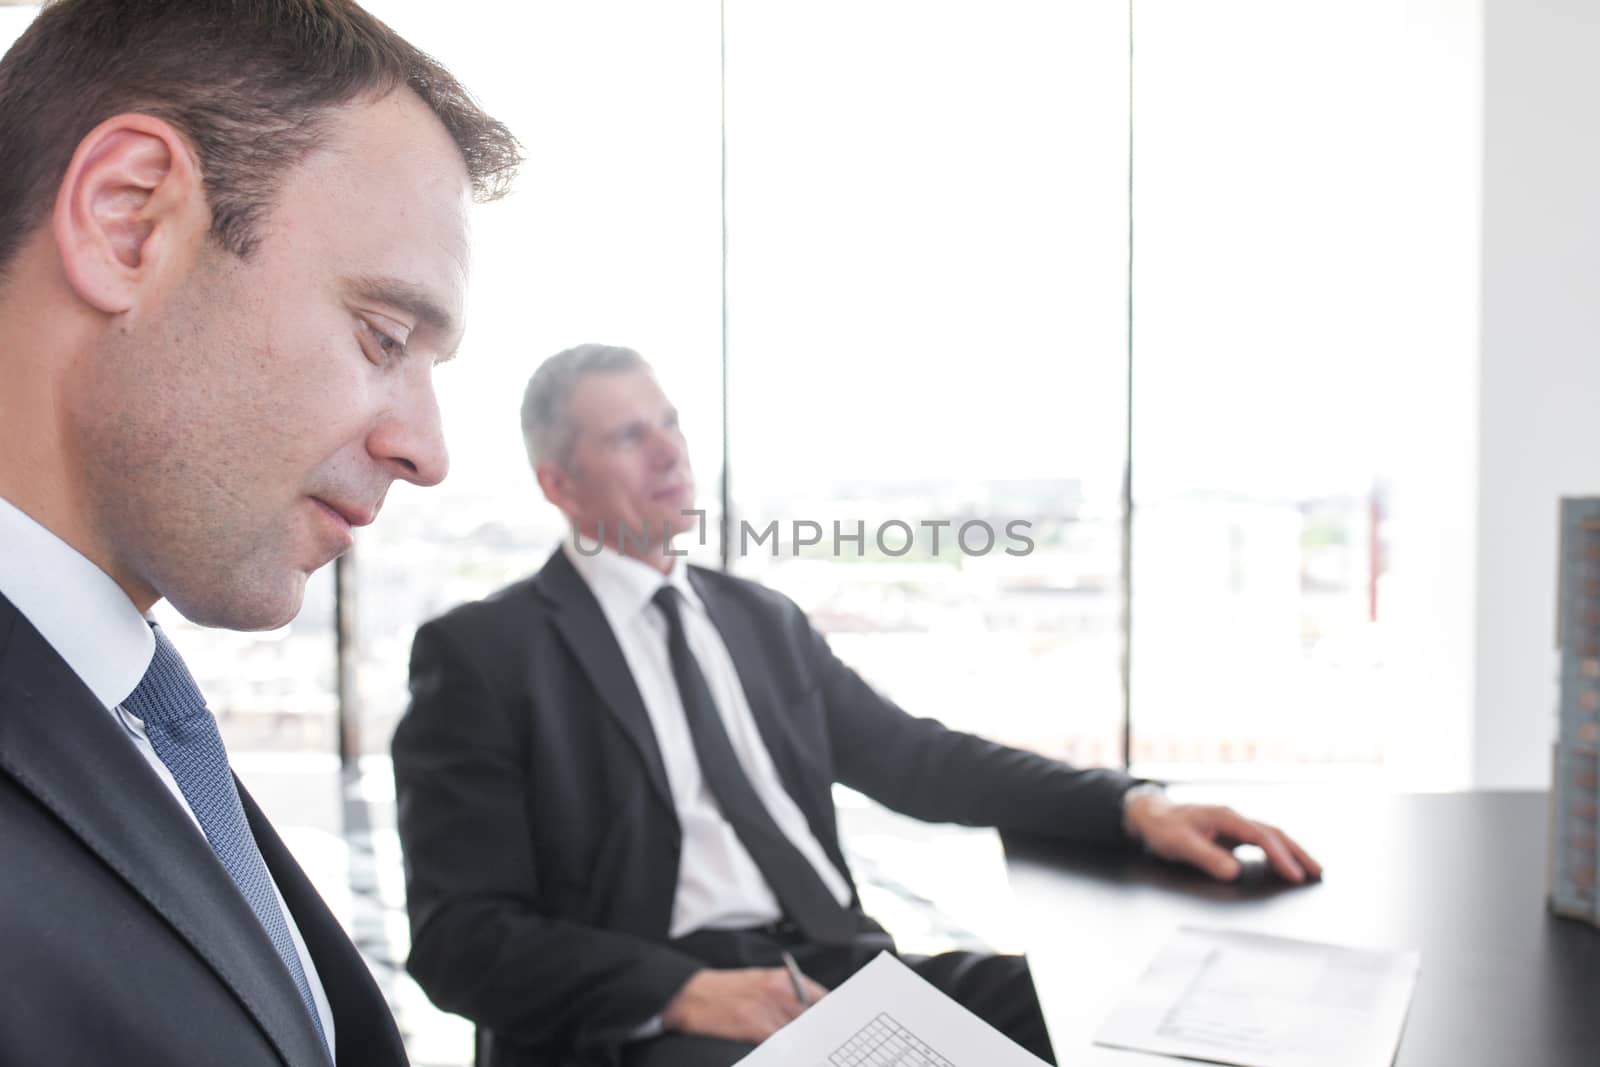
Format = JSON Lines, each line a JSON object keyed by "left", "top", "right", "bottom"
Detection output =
{"left": 75, "top": 89, "right": 473, "bottom": 629}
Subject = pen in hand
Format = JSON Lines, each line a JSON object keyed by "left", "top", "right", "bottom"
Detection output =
{"left": 781, "top": 950, "right": 811, "bottom": 1007}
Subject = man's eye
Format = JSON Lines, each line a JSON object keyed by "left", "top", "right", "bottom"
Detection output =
{"left": 362, "top": 320, "right": 408, "bottom": 363}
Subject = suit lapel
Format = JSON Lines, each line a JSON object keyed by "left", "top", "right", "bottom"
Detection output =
{"left": 535, "top": 551, "right": 675, "bottom": 812}
{"left": 243, "top": 787, "right": 406, "bottom": 1066}
{"left": 0, "top": 598, "right": 332, "bottom": 1067}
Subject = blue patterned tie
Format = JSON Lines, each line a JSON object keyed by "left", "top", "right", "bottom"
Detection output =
{"left": 123, "top": 624, "right": 331, "bottom": 1061}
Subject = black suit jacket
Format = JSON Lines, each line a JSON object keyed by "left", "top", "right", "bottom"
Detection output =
{"left": 393, "top": 549, "right": 1138, "bottom": 1066}
{"left": 0, "top": 592, "right": 407, "bottom": 1067}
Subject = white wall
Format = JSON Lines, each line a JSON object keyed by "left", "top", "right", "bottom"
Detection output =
{"left": 1475, "top": 0, "right": 1600, "bottom": 788}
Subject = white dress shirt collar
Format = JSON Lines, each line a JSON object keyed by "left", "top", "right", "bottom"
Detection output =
{"left": 0, "top": 495, "right": 153, "bottom": 709}
{"left": 561, "top": 530, "right": 854, "bottom": 935}
{"left": 562, "top": 534, "right": 702, "bottom": 620}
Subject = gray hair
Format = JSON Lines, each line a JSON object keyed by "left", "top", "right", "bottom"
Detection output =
{"left": 521, "top": 343, "right": 649, "bottom": 468}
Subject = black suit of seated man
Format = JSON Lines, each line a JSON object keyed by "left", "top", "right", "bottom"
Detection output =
{"left": 391, "top": 344, "right": 1323, "bottom": 1067}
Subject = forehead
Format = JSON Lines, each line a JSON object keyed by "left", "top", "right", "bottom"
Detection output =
{"left": 568, "top": 369, "right": 671, "bottom": 430}
{"left": 258, "top": 90, "right": 473, "bottom": 332}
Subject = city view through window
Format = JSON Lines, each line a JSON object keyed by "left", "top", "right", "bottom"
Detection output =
{"left": 1, "top": 1, "right": 1466, "bottom": 787}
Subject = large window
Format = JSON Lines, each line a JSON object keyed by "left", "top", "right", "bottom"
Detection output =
{"left": 722, "top": 1, "right": 1130, "bottom": 763}
{"left": 1129, "top": 0, "right": 1471, "bottom": 781}
{"left": 351, "top": 0, "right": 725, "bottom": 754}
{"left": 1, "top": 1, "right": 1481, "bottom": 785}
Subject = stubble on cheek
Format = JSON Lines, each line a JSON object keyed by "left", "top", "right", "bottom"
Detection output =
{"left": 73, "top": 323, "right": 315, "bottom": 627}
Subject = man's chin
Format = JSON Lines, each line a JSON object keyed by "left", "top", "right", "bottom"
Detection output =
{"left": 661, "top": 510, "right": 704, "bottom": 541}
{"left": 164, "top": 572, "right": 309, "bottom": 633}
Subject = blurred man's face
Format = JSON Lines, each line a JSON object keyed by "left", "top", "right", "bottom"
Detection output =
{"left": 557, "top": 368, "right": 698, "bottom": 550}
{"left": 68, "top": 89, "right": 472, "bottom": 629}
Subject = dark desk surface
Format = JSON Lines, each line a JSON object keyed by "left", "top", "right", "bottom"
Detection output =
{"left": 1004, "top": 789, "right": 1600, "bottom": 1067}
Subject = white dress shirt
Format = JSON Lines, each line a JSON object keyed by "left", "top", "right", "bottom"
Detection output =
{"left": 564, "top": 539, "right": 854, "bottom": 937}
{"left": 0, "top": 495, "right": 337, "bottom": 1055}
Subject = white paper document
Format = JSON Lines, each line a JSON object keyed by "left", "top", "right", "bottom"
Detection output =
{"left": 1093, "top": 927, "right": 1421, "bottom": 1067}
{"left": 735, "top": 953, "right": 1048, "bottom": 1067}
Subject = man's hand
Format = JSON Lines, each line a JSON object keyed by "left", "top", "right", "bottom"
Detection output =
{"left": 662, "top": 966, "right": 830, "bottom": 1044}
{"left": 1124, "top": 792, "right": 1323, "bottom": 884}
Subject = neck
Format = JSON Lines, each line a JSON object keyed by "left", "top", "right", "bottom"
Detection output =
{"left": 0, "top": 279, "right": 158, "bottom": 614}
{"left": 571, "top": 523, "right": 678, "bottom": 575}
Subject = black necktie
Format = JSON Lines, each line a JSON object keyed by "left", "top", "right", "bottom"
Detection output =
{"left": 653, "top": 586, "right": 857, "bottom": 944}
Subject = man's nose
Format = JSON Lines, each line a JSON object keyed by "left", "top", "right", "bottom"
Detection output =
{"left": 649, "top": 427, "right": 685, "bottom": 468}
{"left": 370, "top": 371, "right": 449, "bottom": 488}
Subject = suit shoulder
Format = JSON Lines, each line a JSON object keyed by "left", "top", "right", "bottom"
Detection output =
{"left": 420, "top": 575, "right": 542, "bottom": 641}
{"left": 686, "top": 565, "right": 807, "bottom": 624}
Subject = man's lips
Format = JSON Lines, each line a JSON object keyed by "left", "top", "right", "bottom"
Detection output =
{"left": 311, "top": 497, "right": 378, "bottom": 529}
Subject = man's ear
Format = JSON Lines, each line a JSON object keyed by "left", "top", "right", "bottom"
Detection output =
{"left": 535, "top": 461, "right": 577, "bottom": 515}
{"left": 51, "top": 113, "right": 208, "bottom": 314}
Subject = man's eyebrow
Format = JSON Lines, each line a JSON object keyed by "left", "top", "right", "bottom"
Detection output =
{"left": 602, "top": 418, "right": 645, "bottom": 441}
{"left": 346, "top": 275, "right": 461, "bottom": 358}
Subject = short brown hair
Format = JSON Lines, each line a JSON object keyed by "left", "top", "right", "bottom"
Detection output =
{"left": 0, "top": 0, "right": 522, "bottom": 275}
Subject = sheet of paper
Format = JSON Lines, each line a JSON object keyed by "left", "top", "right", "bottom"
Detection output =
{"left": 1093, "top": 927, "right": 1420, "bottom": 1067}
{"left": 735, "top": 953, "right": 1048, "bottom": 1067}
